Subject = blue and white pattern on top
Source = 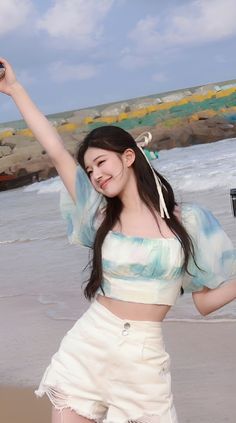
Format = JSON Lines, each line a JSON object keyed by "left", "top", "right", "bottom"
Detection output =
{"left": 60, "top": 166, "right": 236, "bottom": 305}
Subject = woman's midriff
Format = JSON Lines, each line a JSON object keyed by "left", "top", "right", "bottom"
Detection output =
{"left": 96, "top": 294, "right": 171, "bottom": 322}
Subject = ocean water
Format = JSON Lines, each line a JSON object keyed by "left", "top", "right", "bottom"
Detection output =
{"left": 0, "top": 137, "right": 236, "bottom": 385}
{"left": 1, "top": 137, "right": 236, "bottom": 321}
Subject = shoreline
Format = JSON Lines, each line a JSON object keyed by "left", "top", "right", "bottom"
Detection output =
{"left": 1, "top": 165, "right": 235, "bottom": 422}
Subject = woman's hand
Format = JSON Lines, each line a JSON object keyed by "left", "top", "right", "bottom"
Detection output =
{"left": 0, "top": 57, "right": 18, "bottom": 96}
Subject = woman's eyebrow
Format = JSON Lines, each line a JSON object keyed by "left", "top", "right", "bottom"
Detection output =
{"left": 85, "top": 154, "right": 106, "bottom": 170}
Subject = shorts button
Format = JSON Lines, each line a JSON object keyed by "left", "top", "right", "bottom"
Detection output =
{"left": 124, "top": 322, "right": 130, "bottom": 329}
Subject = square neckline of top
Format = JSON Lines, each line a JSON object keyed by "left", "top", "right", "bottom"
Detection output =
{"left": 108, "top": 230, "right": 180, "bottom": 242}
{"left": 108, "top": 204, "right": 187, "bottom": 242}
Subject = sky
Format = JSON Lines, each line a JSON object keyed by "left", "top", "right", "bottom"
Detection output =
{"left": 1, "top": 0, "right": 236, "bottom": 123}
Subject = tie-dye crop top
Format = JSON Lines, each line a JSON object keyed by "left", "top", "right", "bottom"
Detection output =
{"left": 60, "top": 166, "right": 236, "bottom": 305}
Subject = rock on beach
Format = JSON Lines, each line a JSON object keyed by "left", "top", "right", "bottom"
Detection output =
{"left": 1, "top": 78, "right": 236, "bottom": 189}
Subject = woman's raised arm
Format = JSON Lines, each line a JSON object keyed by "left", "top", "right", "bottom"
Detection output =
{"left": 0, "top": 57, "right": 77, "bottom": 201}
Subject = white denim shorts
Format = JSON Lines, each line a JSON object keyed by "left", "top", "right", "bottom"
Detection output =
{"left": 35, "top": 299, "right": 178, "bottom": 423}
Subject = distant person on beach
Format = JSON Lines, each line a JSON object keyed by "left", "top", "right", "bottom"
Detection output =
{"left": 0, "top": 57, "right": 235, "bottom": 423}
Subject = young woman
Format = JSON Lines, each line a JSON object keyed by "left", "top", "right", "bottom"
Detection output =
{"left": 0, "top": 58, "right": 235, "bottom": 423}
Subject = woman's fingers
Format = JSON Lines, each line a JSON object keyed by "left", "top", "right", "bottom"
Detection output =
{"left": 0, "top": 57, "right": 18, "bottom": 95}
{"left": 0, "top": 63, "right": 5, "bottom": 78}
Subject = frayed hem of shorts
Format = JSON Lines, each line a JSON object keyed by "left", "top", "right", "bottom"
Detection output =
{"left": 35, "top": 386, "right": 103, "bottom": 422}
{"left": 127, "top": 414, "right": 160, "bottom": 423}
{"left": 103, "top": 414, "right": 161, "bottom": 423}
{"left": 122, "top": 406, "right": 178, "bottom": 423}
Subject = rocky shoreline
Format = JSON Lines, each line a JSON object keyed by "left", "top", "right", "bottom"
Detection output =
{"left": 1, "top": 79, "right": 236, "bottom": 189}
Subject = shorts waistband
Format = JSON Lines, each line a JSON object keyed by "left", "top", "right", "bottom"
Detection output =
{"left": 93, "top": 299, "right": 162, "bottom": 326}
{"left": 84, "top": 298, "right": 163, "bottom": 337}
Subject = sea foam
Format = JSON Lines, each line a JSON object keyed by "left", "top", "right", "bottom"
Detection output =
{"left": 22, "top": 137, "right": 236, "bottom": 195}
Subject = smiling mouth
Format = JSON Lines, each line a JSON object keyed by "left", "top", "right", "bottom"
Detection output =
{"left": 100, "top": 178, "right": 112, "bottom": 189}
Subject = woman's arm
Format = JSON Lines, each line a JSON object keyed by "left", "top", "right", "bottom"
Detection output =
{"left": 0, "top": 57, "right": 77, "bottom": 201}
{"left": 192, "top": 279, "right": 236, "bottom": 316}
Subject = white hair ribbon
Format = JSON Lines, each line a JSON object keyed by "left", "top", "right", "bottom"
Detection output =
{"left": 135, "top": 131, "right": 170, "bottom": 219}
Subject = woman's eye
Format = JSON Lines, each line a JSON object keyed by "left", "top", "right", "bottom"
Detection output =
{"left": 87, "top": 160, "right": 105, "bottom": 177}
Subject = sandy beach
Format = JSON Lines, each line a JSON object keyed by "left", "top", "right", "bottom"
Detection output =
{"left": 0, "top": 321, "right": 235, "bottom": 423}
{"left": 1, "top": 0, "right": 236, "bottom": 419}
{"left": 0, "top": 139, "right": 235, "bottom": 423}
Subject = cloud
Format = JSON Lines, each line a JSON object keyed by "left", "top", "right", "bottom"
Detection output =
{"left": 0, "top": 0, "right": 33, "bottom": 36}
{"left": 121, "top": 0, "right": 236, "bottom": 68}
{"left": 38, "top": 0, "right": 114, "bottom": 49}
{"left": 48, "top": 61, "right": 100, "bottom": 82}
{"left": 169, "top": 0, "right": 236, "bottom": 45}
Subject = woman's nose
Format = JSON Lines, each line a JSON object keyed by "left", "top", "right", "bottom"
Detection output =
{"left": 93, "top": 168, "right": 102, "bottom": 180}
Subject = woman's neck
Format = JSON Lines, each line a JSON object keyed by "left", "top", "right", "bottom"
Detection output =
{"left": 118, "top": 172, "right": 146, "bottom": 213}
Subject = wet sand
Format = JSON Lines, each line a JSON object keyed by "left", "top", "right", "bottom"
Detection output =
{"left": 0, "top": 180, "right": 235, "bottom": 422}
{"left": 1, "top": 321, "right": 235, "bottom": 423}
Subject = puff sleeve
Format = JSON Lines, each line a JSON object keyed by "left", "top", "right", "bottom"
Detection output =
{"left": 60, "top": 166, "right": 106, "bottom": 248}
{"left": 182, "top": 204, "right": 236, "bottom": 293}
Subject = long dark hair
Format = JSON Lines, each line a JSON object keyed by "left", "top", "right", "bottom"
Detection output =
{"left": 77, "top": 125, "right": 195, "bottom": 300}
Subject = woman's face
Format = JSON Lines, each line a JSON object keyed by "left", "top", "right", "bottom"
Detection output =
{"left": 84, "top": 147, "right": 135, "bottom": 197}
